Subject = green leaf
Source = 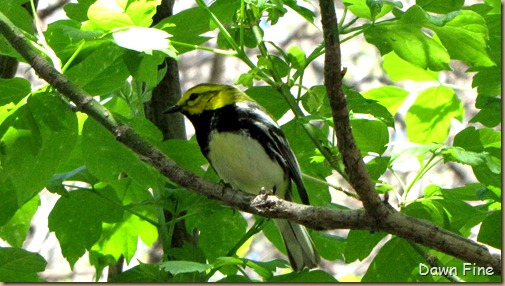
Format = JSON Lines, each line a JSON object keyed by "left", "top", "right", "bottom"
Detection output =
{"left": 218, "top": 26, "right": 259, "bottom": 50}
{"left": 0, "top": 1, "right": 34, "bottom": 34}
{"left": 389, "top": 142, "right": 440, "bottom": 165}
{"left": 344, "top": 230, "right": 388, "bottom": 262}
{"left": 286, "top": 45, "right": 306, "bottom": 70}
{"left": 91, "top": 212, "right": 157, "bottom": 266}
{"left": 110, "top": 261, "right": 166, "bottom": 282}
{"left": 382, "top": 52, "right": 440, "bottom": 82}
{"left": 160, "top": 138, "right": 208, "bottom": 177}
{"left": 428, "top": 10, "right": 495, "bottom": 68}
{"left": 453, "top": 126, "right": 501, "bottom": 153}
{"left": 344, "top": 0, "right": 401, "bottom": 20}
{"left": 423, "top": 184, "right": 442, "bottom": 198}
{"left": 63, "top": 0, "right": 95, "bottom": 21}
{"left": 473, "top": 67, "right": 501, "bottom": 96}
{"left": 112, "top": 27, "right": 177, "bottom": 58}
{"left": 213, "top": 256, "right": 245, "bottom": 269}
{"left": 364, "top": 13, "right": 451, "bottom": 71}
{"left": 156, "top": 0, "right": 240, "bottom": 51}
{"left": 167, "top": 242, "right": 207, "bottom": 264}
{"left": 0, "top": 1, "right": 35, "bottom": 61}
{"left": 346, "top": 87, "right": 395, "bottom": 128}
{"left": 0, "top": 92, "right": 78, "bottom": 210}
{"left": 82, "top": 117, "right": 163, "bottom": 190}
{"left": 268, "top": 269, "right": 338, "bottom": 282}
{"left": 156, "top": 7, "right": 211, "bottom": 51}
{"left": 437, "top": 197, "right": 487, "bottom": 236}
{"left": 477, "top": 210, "right": 501, "bottom": 249}
{"left": 0, "top": 247, "right": 47, "bottom": 282}
{"left": 0, "top": 180, "right": 20, "bottom": 227}
{"left": 125, "top": 115, "right": 164, "bottom": 142}
{"left": 441, "top": 147, "right": 499, "bottom": 173}
{"left": 123, "top": 50, "right": 166, "bottom": 88}
{"left": 258, "top": 55, "right": 290, "bottom": 78}
{"left": 185, "top": 201, "right": 247, "bottom": 262}
{"left": 65, "top": 43, "right": 130, "bottom": 95}
{"left": 48, "top": 189, "right": 124, "bottom": 267}
{"left": 403, "top": 200, "right": 447, "bottom": 229}
{"left": 366, "top": 0, "right": 383, "bottom": 22}
{"left": 311, "top": 232, "right": 345, "bottom": 261}
{"left": 301, "top": 85, "right": 332, "bottom": 118}
{"left": 160, "top": 261, "right": 212, "bottom": 275}
{"left": 385, "top": 6, "right": 494, "bottom": 68}
{"left": 282, "top": 120, "right": 332, "bottom": 205}
{"left": 440, "top": 183, "right": 492, "bottom": 201}
{"left": 0, "top": 78, "right": 30, "bottom": 106}
{"left": 470, "top": 94, "right": 501, "bottom": 127}
{"left": 243, "top": 258, "right": 286, "bottom": 281}
{"left": 405, "top": 86, "right": 463, "bottom": 144}
{"left": 235, "top": 70, "right": 255, "bottom": 88}
{"left": 0, "top": 195, "right": 39, "bottom": 247}
{"left": 416, "top": 0, "right": 464, "bottom": 13}
{"left": 472, "top": 164, "right": 501, "bottom": 189}
{"left": 361, "top": 85, "right": 408, "bottom": 116}
{"left": 46, "top": 166, "right": 87, "bottom": 196}
{"left": 86, "top": 0, "right": 160, "bottom": 31}
{"left": 366, "top": 156, "right": 390, "bottom": 181}
{"left": 451, "top": 127, "right": 501, "bottom": 188}
{"left": 44, "top": 19, "right": 103, "bottom": 64}
{"left": 261, "top": 219, "right": 286, "bottom": 255}
{"left": 350, "top": 118, "right": 389, "bottom": 155}
{"left": 284, "top": 0, "right": 316, "bottom": 24}
{"left": 217, "top": 275, "right": 253, "bottom": 282}
{"left": 245, "top": 86, "right": 289, "bottom": 120}
{"left": 483, "top": 13, "right": 501, "bottom": 64}
{"left": 362, "top": 237, "right": 433, "bottom": 282}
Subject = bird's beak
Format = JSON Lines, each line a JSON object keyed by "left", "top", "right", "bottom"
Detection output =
{"left": 163, "top": 105, "right": 183, "bottom": 114}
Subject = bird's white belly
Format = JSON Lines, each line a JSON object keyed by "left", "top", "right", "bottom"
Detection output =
{"left": 207, "top": 132, "right": 287, "bottom": 196}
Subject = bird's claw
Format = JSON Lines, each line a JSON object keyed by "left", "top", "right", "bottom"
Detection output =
{"left": 251, "top": 187, "right": 274, "bottom": 208}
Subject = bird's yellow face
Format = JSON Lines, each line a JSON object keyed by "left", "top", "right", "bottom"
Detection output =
{"left": 167, "top": 84, "right": 252, "bottom": 115}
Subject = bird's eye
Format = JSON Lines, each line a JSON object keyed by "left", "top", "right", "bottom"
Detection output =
{"left": 188, "top": 93, "right": 199, "bottom": 101}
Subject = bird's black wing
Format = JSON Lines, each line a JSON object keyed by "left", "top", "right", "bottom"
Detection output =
{"left": 267, "top": 127, "right": 310, "bottom": 205}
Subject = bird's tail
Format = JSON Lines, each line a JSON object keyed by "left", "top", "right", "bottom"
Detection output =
{"left": 275, "top": 219, "right": 320, "bottom": 272}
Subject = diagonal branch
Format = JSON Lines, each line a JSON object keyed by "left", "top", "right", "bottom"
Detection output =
{"left": 0, "top": 11, "right": 500, "bottom": 275}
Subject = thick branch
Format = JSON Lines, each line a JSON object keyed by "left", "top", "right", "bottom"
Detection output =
{"left": 0, "top": 11, "right": 500, "bottom": 275}
{"left": 317, "top": 0, "right": 501, "bottom": 274}
{"left": 319, "top": 0, "right": 385, "bottom": 217}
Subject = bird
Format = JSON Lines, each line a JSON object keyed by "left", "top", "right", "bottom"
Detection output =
{"left": 164, "top": 83, "right": 320, "bottom": 271}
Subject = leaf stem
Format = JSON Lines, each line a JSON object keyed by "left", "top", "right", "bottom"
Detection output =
{"left": 169, "top": 40, "right": 238, "bottom": 56}
{"left": 302, "top": 173, "right": 358, "bottom": 199}
{"left": 61, "top": 40, "right": 85, "bottom": 74}
{"left": 401, "top": 153, "right": 443, "bottom": 206}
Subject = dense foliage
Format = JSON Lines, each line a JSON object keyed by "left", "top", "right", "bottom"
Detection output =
{"left": 0, "top": 0, "right": 501, "bottom": 282}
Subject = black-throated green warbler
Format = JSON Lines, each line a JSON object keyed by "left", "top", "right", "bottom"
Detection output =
{"left": 164, "top": 83, "right": 320, "bottom": 271}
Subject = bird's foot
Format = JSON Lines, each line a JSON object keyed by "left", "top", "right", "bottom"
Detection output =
{"left": 251, "top": 187, "right": 274, "bottom": 208}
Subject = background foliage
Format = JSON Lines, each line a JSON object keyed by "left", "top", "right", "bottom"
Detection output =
{"left": 0, "top": 0, "right": 501, "bottom": 282}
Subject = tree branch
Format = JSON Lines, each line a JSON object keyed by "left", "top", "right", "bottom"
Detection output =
{"left": 0, "top": 11, "right": 500, "bottom": 275}
{"left": 319, "top": 0, "right": 385, "bottom": 217}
